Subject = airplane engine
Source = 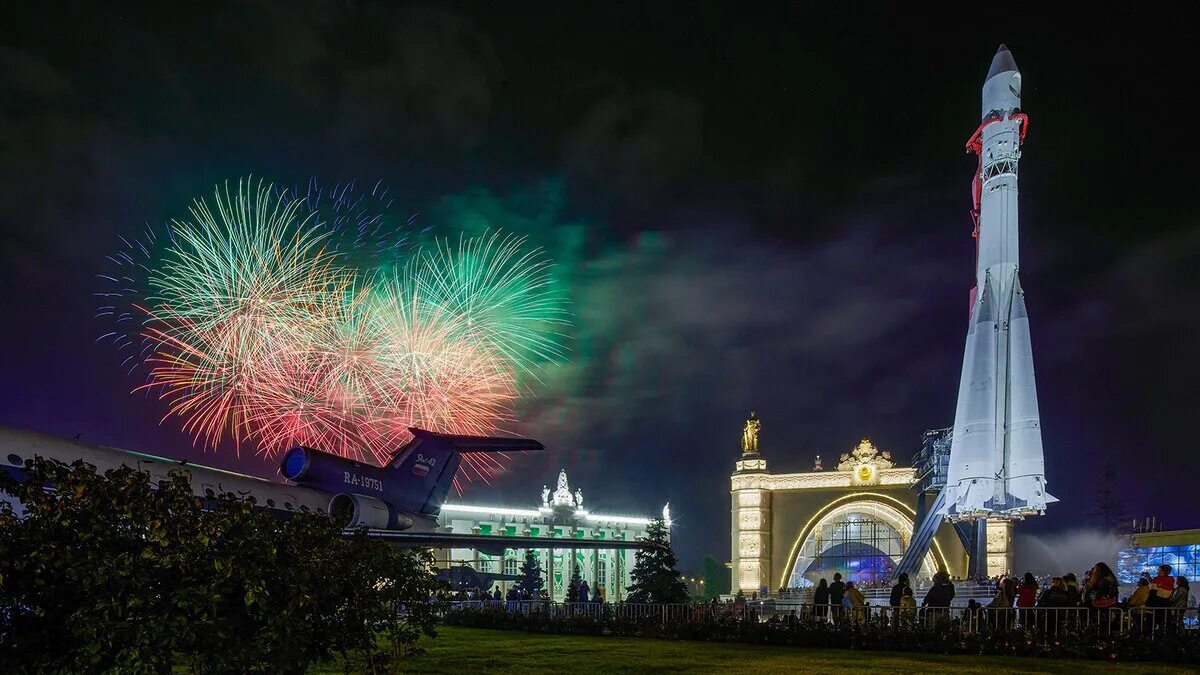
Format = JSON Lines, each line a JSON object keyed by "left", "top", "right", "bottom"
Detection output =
{"left": 328, "top": 493, "right": 414, "bottom": 530}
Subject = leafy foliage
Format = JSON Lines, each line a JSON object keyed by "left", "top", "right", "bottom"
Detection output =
{"left": 514, "top": 550, "right": 545, "bottom": 598}
{"left": 701, "top": 554, "right": 730, "bottom": 600}
{"left": 0, "top": 457, "right": 442, "bottom": 673}
{"left": 626, "top": 517, "right": 687, "bottom": 604}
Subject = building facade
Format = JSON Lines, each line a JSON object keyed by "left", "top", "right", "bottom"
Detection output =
{"left": 1117, "top": 528, "right": 1200, "bottom": 587}
{"left": 437, "top": 469, "right": 667, "bottom": 601}
{"left": 730, "top": 414, "right": 969, "bottom": 595}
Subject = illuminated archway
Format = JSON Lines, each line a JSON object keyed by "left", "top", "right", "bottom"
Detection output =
{"left": 777, "top": 492, "right": 947, "bottom": 589}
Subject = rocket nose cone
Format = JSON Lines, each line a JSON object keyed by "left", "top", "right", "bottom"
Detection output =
{"left": 987, "top": 44, "right": 1019, "bottom": 79}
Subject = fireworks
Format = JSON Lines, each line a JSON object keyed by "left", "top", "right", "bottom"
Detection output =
{"left": 413, "top": 231, "right": 569, "bottom": 377}
{"left": 102, "top": 177, "right": 566, "bottom": 488}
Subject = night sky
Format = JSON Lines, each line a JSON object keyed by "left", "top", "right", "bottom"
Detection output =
{"left": 2, "top": 4, "right": 1198, "bottom": 569}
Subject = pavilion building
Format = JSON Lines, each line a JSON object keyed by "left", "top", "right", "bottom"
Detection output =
{"left": 436, "top": 469, "right": 668, "bottom": 602}
{"left": 731, "top": 413, "right": 971, "bottom": 596}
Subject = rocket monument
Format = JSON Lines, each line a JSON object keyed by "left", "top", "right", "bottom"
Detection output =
{"left": 941, "top": 45, "right": 1056, "bottom": 521}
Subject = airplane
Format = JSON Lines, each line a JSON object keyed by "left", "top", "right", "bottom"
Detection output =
{"left": 0, "top": 425, "right": 660, "bottom": 564}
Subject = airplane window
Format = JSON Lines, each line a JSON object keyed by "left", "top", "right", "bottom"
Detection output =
{"left": 266, "top": 499, "right": 275, "bottom": 508}
{"left": 285, "top": 502, "right": 294, "bottom": 511}
{"left": 204, "top": 488, "right": 215, "bottom": 498}
{"left": 247, "top": 496, "right": 257, "bottom": 505}
{"left": 7, "top": 454, "right": 21, "bottom": 466}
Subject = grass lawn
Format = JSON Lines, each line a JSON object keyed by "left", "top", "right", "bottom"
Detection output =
{"left": 312, "top": 626, "right": 1200, "bottom": 674}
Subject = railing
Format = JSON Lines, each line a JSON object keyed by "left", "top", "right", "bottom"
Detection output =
{"left": 775, "top": 583, "right": 998, "bottom": 606}
{"left": 976, "top": 606, "right": 1124, "bottom": 643}
{"left": 445, "top": 600, "right": 1198, "bottom": 641}
{"left": 446, "top": 600, "right": 701, "bottom": 624}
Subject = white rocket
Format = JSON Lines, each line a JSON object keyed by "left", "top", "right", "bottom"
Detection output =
{"left": 941, "top": 45, "right": 1056, "bottom": 521}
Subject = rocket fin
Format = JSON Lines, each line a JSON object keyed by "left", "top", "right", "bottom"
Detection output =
{"left": 1001, "top": 272, "right": 1054, "bottom": 511}
{"left": 941, "top": 273, "right": 999, "bottom": 518}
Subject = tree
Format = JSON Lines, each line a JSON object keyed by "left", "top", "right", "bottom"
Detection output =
{"left": 565, "top": 564, "right": 583, "bottom": 603}
{"left": 626, "top": 516, "right": 688, "bottom": 603}
{"left": 1087, "top": 462, "right": 1130, "bottom": 532}
{"left": 0, "top": 456, "right": 441, "bottom": 673}
{"left": 514, "top": 550, "right": 544, "bottom": 598}
{"left": 701, "top": 554, "right": 731, "bottom": 600}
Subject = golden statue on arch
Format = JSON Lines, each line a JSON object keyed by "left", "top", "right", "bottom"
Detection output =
{"left": 741, "top": 411, "right": 761, "bottom": 455}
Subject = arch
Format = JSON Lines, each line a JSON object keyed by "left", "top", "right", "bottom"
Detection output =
{"left": 777, "top": 492, "right": 948, "bottom": 589}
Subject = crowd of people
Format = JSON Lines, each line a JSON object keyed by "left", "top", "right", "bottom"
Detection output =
{"left": 791, "top": 561, "right": 1193, "bottom": 620}
{"left": 885, "top": 563, "right": 1193, "bottom": 614}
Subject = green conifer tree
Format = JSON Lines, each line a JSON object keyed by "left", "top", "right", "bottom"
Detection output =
{"left": 626, "top": 516, "right": 688, "bottom": 603}
{"left": 514, "top": 550, "right": 545, "bottom": 598}
{"left": 565, "top": 564, "right": 583, "bottom": 603}
{"left": 701, "top": 554, "right": 730, "bottom": 600}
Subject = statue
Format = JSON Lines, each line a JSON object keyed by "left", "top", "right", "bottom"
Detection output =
{"left": 836, "top": 438, "right": 896, "bottom": 471}
{"left": 574, "top": 489, "right": 583, "bottom": 508}
{"left": 541, "top": 485, "right": 550, "bottom": 507}
{"left": 741, "top": 411, "right": 761, "bottom": 455}
{"left": 662, "top": 502, "right": 671, "bottom": 526}
{"left": 552, "top": 469, "right": 574, "bottom": 507}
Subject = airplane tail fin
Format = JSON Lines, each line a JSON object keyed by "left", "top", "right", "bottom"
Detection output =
{"left": 387, "top": 428, "right": 544, "bottom": 516}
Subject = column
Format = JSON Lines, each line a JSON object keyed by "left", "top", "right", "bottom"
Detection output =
{"left": 615, "top": 545, "right": 622, "bottom": 602}
{"left": 546, "top": 526, "right": 555, "bottom": 602}
{"left": 592, "top": 531, "right": 601, "bottom": 595}
{"left": 570, "top": 527, "right": 578, "bottom": 602}
{"left": 732, "top": 488, "right": 771, "bottom": 594}
{"left": 471, "top": 525, "right": 481, "bottom": 572}
{"left": 985, "top": 518, "right": 1014, "bottom": 577}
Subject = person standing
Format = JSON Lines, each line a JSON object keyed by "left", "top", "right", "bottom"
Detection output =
{"left": 1126, "top": 578, "right": 1151, "bottom": 611}
{"left": 1170, "top": 577, "right": 1190, "bottom": 609}
{"left": 829, "top": 573, "right": 846, "bottom": 619}
{"left": 987, "top": 577, "right": 1016, "bottom": 629}
{"left": 1016, "top": 573, "right": 1038, "bottom": 626}
{"left": 813, "top": 578, "right": 830, "bottom": 618}
{"left": 922, "top": 568, "right": 956, "bottom": 610}
{"left": 890, "top": 573, "right": 911, "bottom": 608}
{"left": 1037, "top": 577, "right": 1069, "bottom": 607}
{"left": 579, "top": 580, "right": 590, "bottom": 603}
{"left": 1016, "top": 573, "right": 1038, "bottom": 608}
{"left": 1082, "top": 562, "right": 1119, "bottom": 616}
{"left": 1063, "top": 572, "right": 1082, "bottom": 607}
{"left": 1149, "top": 564, "right": 1176, "bottom": 607}
{"left": 845, "top": 581, "right": 866, "bottom": 622}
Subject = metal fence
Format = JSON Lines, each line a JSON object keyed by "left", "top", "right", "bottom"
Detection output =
{"left": 446, "top": 600, "right": 1198, "bottom": 643}
{"left": 775, "top": 584, "right": 999, "bottom": 606}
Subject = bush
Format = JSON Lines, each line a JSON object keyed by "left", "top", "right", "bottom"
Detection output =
{"left": 0, "top": 457, "right": 442, "bottom": 673}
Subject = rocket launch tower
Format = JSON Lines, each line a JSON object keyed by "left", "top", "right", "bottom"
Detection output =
{"left": 941, "top": 45, "right": 1056, "bottom": 522}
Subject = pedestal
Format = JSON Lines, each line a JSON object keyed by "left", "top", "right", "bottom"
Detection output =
{"left": 985, "top": 518, "right": 1014, "bottom": 577}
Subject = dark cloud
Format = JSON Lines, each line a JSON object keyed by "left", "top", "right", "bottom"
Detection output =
{"left": 0, "top": 47, "right": 110, "bottom": 286}
{"left": 334, "top": 7, "right": 503, "bottom": 151}
{"left": 564, "top": 91, "right": 702, "bottom": 204}
{"left": 2, "top": 3, "right": 1198, "bottom": 569}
